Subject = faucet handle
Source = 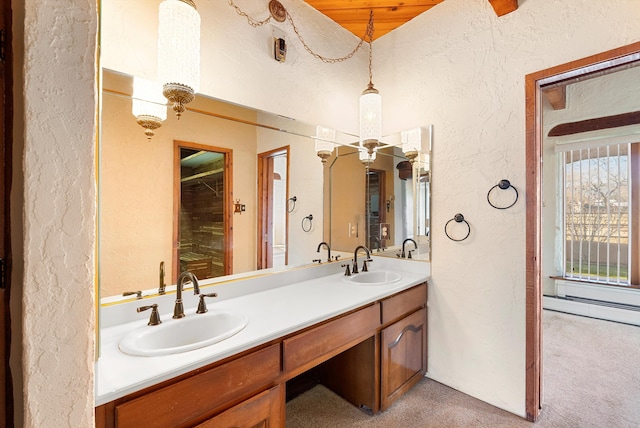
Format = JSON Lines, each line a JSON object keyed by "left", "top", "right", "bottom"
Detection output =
{"left": 123, "top": 290, "right": 143, "bottom": 299}
{"left": 351, "top": 257, "right": 361, "bottom": 274}
{"left": 341, "top": 263, "right": 351, "bottom": 276}
{"left": 196, "top": 293, "right": 218, "bottom": 314}
{"left": 362, "top": 258, "right": 373, "bottom": 272}
{"left": 137, "top": 304, "right": 162, "bottom": 326}
{"left": 408, "top": 249, "right": 414, "bottom": 259}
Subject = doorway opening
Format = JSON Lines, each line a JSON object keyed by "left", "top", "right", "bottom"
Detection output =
{"left": 366, "top": 169, "right": 386, "bottom": 250}
{"left": 525, "top": 41, "right": 640, "bottom": 421}
{"left": 258, "top": 146, "right": 290, "bottom": 270}
{"left": 173, "top": 141, "right": 233, "bottom": 283}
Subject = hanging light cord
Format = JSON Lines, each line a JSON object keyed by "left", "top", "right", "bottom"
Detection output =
{"left": 228, "top": 0, "right": 375, "bottom": 64}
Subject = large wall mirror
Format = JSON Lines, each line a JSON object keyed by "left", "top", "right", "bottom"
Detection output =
{"left": 99, "top": 68, "right": 431, "bottom": 304}
{"left": 98, "top": 2, "right": 432, "bottom": 305}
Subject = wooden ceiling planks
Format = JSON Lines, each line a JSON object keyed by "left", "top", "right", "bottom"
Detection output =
{"left": 303, "top": 0, "right": 519, "bottom": 40}
{"left": 304, "top": 1, "right": 444, "bottom": 40}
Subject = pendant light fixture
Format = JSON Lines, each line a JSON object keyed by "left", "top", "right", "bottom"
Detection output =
{"left": 359, "top": 11, "right": 380, "bottom": 156}
{"left": 132, "top": 76, "right": 167, "bottom": 141}
{"left": 158, "top": 0, "right": 201, "bottom": 119}
{"left": 314, "top": 126, "right": 336, "bottom": 164}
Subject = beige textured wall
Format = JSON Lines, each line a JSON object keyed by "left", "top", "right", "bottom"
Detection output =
{"left": 21, "top": 0, "right": 97, "bottom": 426}
{"left": 377, "top": 0, "right": 640, "bottom": 417}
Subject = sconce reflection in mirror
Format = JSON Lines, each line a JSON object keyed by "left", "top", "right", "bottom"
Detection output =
{"left": 288, "top": 196, "right": 297, "bottom": 213}
{"left": 234, "top": 199, "right": 246, "bottom": 214}
{"left": 302, "top": 214, "right": 313, "bottom": 232}
{"left": 487, "top": 179, "right": 519, "bottom": 210}
{"left": 445, "top": 213, "right": 471, "bottom": 242}
{"left": 385, "top": 195, "right": 394, "bottom": 213}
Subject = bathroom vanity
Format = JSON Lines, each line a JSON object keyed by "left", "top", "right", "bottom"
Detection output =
{"left": 95, "top": 258, "right": 429, "bottom": 427}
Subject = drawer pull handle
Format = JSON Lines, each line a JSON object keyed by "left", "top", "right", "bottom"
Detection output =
{"left": 390, "top": 324, "right": 422, "bottom": 349}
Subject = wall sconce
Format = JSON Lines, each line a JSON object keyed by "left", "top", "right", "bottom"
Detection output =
{"left": 158, "top": 0, "right": 201, "bottom": 119}
{"left": 314, "top": 126, "right": 336, "bottom": 164}
{"left": 234, "top": 199, "right": 245, "bottom": 214}
{"left": 359, "top": 148, "right": 377, "bottom": 166}
{"left": 401, "top": 127, "right": 427, "bottom": 164}
{"left": 385, "top": 195, "right": 394, "bottom": 212}
{"left": 132, "top": 77, "right": 167, "bottom": 141}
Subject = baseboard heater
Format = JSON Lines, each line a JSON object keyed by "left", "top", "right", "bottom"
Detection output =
{"left": 548, "top": 295, "right": 640, "bottom": 312}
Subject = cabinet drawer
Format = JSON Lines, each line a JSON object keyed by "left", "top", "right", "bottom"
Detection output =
{"left": 195, "top": 385, "right": 284, "bottom": 428}
{"left": 381, "top": 282, "right": 427, "bottom": 325}
{"left": 283, "top": 304, "right": 379, "bottom": 378}
{"left": 115, "top": 344, "right": 281, "bottom": 428}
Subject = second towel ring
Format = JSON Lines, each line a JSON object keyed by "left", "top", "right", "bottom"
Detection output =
{"left": 487, "top": 179, "right": 518, "bottom": 210}
{"left": 445, "top": 213, "right": 471, "bottom": 242}
{"left": 302, "top": 214, "right": 313, "bottom": 232}
{"left": 288, "top": 196, "right": 297, "bottom": 213}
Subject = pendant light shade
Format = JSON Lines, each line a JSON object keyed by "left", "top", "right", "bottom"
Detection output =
{"left": 158, "top": 0, "right": 201, "bottom": 118}
{"left": 359, "top": 12, "right": 380, "bottom": 155}
{"left": 359, "top": 84, "right": 381, "bottom": 153}
{"left": 132, "top": 76, "right": 167, "bottom": 140}
{"left": 314, "top": 126, "right": 336, "bottom": 164}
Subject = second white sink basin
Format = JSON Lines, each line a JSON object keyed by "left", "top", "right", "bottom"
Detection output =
{"left": 345, "top": 271, "right": 402, "bottom": 286}
{"left": 119, "top": 311, "right": 248, "bottom": 357}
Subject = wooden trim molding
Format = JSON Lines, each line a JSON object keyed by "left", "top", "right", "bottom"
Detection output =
{"left": 488, "top": 0, "right": 518, "bottom": 17}
{"left": 525, "top": 41, "right": 640, "bottom": 422}
{"left": 548, "top": 110, "right": 640, "bottom": 137}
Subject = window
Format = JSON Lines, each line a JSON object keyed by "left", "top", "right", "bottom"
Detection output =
{"left": 562, "top": 142, "right": 636, "bottom": 286}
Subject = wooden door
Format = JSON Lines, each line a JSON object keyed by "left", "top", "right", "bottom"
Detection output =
{"left": 257, "top": 147, "right": 289, "bottom": 270}
{"left": 0, "top": 0, "right": 12, "bottom": 425}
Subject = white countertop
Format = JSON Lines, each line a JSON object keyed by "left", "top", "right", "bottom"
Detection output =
{"left": 95, "top": 257, "right": 430, "bottom": 406}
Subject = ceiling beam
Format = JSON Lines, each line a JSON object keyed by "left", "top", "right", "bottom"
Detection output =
{"left": 488, "top": 0, "right": 518, "bottom": 17}
{"left": 542, "top": 86, "right": 566, "bottom": 111}
{"left": 548, "top": 110, "right": 640, "bottom": 137}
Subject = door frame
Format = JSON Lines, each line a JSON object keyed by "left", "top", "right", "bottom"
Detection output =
{"left": 173, "top": 140, "right": 233, "bottom": 282}
{"left": 524, "top": 41, "right": 640, "bottom": 421}
{"left": 0, "top": 0, "right": 13, "bottom": 424}
{"left": 257, "top": 146, "right": 290, "bottom": 270}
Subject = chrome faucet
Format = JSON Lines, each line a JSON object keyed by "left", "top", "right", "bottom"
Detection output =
{"left": 173, "top": 271, "right": 200, "bottom": 319}
{"left": 402, "top": 238, "right": 417, "bottom": 259}
{"left": 316, "top": 241, "right": 331, "bottom": 262}
{"left": 352, "top": 245, "right": 372, "bottom": 274}
{"left": 159, "top": 261, "right": 166, "bottom": 295}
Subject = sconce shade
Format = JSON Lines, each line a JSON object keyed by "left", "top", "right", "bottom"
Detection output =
{"left": 132, "top": 76, "right": 167, "bottom": 140}
{"left": 314, "top": 126, "right": 336, "bottom": 164}
{"left": 401, "top": 127, "right": 424, "bottom": 162}
{"left": 359, "top": 83, "right": 381, "bottom": 153}
{"left": 359, "top": 147, "right": 377, "bottom": 165}
{"left": 158, "top": 0, "right": 201, "bottom": 118}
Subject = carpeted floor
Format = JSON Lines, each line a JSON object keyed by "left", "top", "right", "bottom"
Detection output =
{"left": 286, "top": 310, "right": 640, "bottom": 427}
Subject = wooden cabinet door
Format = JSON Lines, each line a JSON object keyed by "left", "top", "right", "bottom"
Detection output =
{"left": 195, "top": 385, "right": 284, "bottom": 428}
{"left": 380, "top": 308, "right": 427, "bottom": 411}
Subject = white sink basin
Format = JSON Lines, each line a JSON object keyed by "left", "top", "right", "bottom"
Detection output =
{"left": 119, "top": 311, "right": 248, "bottom": 357}
{"left": 345, "top": 271, "right": 402, "bottom": 286}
